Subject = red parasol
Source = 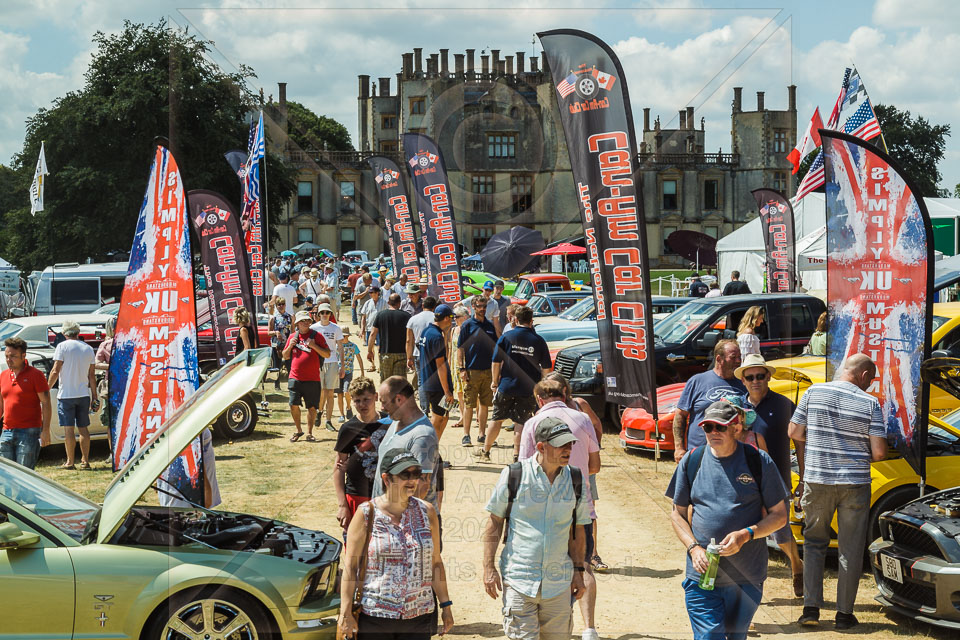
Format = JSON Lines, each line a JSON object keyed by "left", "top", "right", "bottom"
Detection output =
{"left": 531, "top": 242, "right": 587, "bottom": 256}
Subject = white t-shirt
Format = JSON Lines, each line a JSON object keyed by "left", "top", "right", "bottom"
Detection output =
{"left": 309, "top": 321, "right": 344, "bottom": 363}
{"left": 272, "top": 283, "right": 296, "bottom": 310}
{"left": 407, "top": 310, "right": 434, "bottom": 357}
{"left": 53, "top": 339, "right": 95, "bottom": 399}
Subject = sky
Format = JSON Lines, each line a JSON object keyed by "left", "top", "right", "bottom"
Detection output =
{"left": 2, "top": 0, "right": 958, "bottom": 192}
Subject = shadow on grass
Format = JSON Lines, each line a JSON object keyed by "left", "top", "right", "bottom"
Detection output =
{"left": 446, "top": 622, "right": 502, "bottom": 638}
{"left": 601, "top": 566, "right": 683, "bottom": 579}
{"left": 213, "top": 429, "right": 284, "bottom": 444}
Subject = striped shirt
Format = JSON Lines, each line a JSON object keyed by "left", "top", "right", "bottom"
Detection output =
{"left": 791, "top": 380, "right": 884, "bottom": 485}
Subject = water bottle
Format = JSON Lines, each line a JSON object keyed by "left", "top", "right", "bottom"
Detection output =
{"left": 698, "top": 538, "right": 721, "bottom": 590}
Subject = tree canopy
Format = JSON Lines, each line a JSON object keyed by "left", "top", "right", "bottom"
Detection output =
{"left": 0, "top": 21, "right": 351, "bottom": 272}
{"left": 281, "top": 100, "right": 353, "bottom": 152}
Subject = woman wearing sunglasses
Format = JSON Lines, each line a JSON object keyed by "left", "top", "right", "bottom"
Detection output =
{"left": 339, "top": 448, "right": 454, "bottom": 640}
{"left": 669, "top": 399, "right": 788, "bottom": 640}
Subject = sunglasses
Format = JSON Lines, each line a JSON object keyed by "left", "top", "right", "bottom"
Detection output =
{"left": 319, "top": 311, "right": 332, "bottom": 315}
{"left": 701, "top": 422, "right": 731, "bottom": 434}
{"left": 395, "top": 469, "right": 422, "bottom": 480}
{"left": 743, "top": 373, "right": 767, "bottom": 382}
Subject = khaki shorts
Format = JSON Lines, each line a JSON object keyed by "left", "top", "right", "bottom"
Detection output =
{"left": 462, "top": 369, "right": 493, "bottom": 407}
{"left": 379, "top": 352, "right": 407, "bottom": 380}
{"left": 502, "top": 583, "right": 572, "bottom": 640}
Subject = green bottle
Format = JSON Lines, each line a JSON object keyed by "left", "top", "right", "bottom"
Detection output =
{"left": 698, "top": 538, "right": 721, "bottom": 590}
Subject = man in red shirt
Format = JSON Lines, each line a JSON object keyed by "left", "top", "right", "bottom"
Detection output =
{"left": 0, "top": 337, "right": 52, "bottom": 469}
{"left": 282, "top": 310, "right": 330, "bottom": 442}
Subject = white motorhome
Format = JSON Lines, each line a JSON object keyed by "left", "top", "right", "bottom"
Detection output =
{"left": 33, "top": 262, "right": 128, "bottom": 316}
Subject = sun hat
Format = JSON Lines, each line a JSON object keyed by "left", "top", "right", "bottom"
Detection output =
{"left": 699, "top": 401, "right": 739, "bottom": 427}
{"left": 381, "top": 448, "right": 421, "bottom": 475}
{"left": 405, "top": 283, "right": 421, "bottom": 294}
{"left": 734, "top": 353, "right": 777, "bottom": 380}
{"left": 310, "top": 268, "right": 319, "bottom": 276}
{"left": 294, "top": 310, "right": 312, "bottom": 323}
{"left": 534, "top": 416, "right": 578, "bottom": 446}
{"left": 315, "top": 303, "right": 333, "bottom": 313}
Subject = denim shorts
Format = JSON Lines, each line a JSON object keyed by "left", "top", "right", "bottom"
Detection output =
{"left": 58, "top": 396, "right": 91, "bottom": 428}
{"left": 0, "top": 427, "right": 42, "bottom": 469}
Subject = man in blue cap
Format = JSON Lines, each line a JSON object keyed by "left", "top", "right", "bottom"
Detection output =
{"left": 418, "top": 304, "right": 456, "bottom": 437}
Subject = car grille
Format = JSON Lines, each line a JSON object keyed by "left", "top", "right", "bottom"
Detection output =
{"left": 879, "top": 576, "right": 938, "bottom": 609}
{"left": 625, "top": 427, "right": 646, "bottom": 440}
{"left": 887, "top": 521, "right": 945, "bottom": 560}
{"left": 554, "top": 353, "right": 577, "bottom": 379}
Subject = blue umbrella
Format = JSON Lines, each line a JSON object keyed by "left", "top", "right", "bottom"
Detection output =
{"left": 281, "top": 250, "right": 297, "bottom": 257}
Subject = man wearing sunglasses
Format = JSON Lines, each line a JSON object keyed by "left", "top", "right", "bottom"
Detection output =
{"left": 670, "top": 400, "right": 788, "bottom": 640}
{"left": 734, "top": 353, "right": 802, "bottom": 597}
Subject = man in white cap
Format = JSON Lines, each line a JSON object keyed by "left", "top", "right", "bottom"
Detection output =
{"left": 310, "top": 303, "right": 344, "bottom": 432}
{"left": 47, "top": 320, "right": 97, "bottom": 469}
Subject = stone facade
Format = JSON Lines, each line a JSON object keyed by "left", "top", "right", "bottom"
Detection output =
{"left": 271, "top": 49, "right": 797, "bottom": 267}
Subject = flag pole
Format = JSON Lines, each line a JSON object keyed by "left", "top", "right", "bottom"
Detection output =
{"left": 259, "top": 109, "right": 269, "bottom": 311}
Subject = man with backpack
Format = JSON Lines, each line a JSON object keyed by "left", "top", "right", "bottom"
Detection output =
{"left": 669, "top": 400, "right": 787, "bottom": 640}
{"left": 483, "top": 417, "right": 591, "bottom": 640}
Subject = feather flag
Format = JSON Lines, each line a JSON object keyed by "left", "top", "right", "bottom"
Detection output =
{"left": 29, "top": 142, "right": 48, "bottom": 215}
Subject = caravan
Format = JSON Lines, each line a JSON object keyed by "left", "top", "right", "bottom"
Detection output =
{"left": 32, "top": 262, "right": 128, "bottom": 316}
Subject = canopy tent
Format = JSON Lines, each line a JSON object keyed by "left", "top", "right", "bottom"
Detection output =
{"left": 717, "top": 193, "right": 960, "bottom": 294}
{"left": 0, "top": 256, "right": 13, "bottom": 270}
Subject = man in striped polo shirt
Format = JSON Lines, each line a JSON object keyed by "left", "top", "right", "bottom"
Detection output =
{"left": 788, "top": 354, "right": 888, "bottom": 630}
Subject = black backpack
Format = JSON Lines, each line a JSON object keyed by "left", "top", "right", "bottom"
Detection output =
{"left": 685, "top": 443, "right": 764, "bottom": 488}
{"left": 502, "top": 462, "right": 583, "bottom": 542}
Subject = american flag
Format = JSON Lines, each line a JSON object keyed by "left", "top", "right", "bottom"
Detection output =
{"left": 556, "top": 72, "right": 577, "bottom": 98}
{"left": 795, "top": 151, "right": 825, "bottom": 201}
{"left": 844, "top": 100, "right": 881, "bottom": 141}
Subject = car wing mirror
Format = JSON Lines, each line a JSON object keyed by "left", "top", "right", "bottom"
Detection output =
{"left": 696, "top": 331, "right": 720, "bottom": 350}
{"left": 0, "top": 522, "right": 40, "bottom": 550}
{"left": 931, "top": 349, "right": 950, "bottom": 358}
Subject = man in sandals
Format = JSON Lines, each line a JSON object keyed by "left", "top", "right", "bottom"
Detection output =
{"left": 47, "top": 321, "right": 97, "bottom": 469}
{"left": 283, "top": 310, "right": 331, "bottom": 442}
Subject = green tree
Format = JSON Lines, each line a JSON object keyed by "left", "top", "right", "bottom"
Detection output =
{"left": 795, "top": 150, "right": 820, "bottom": 184}
{"left": 0, "top": 20, "right": 303, "bottom": 272}
{"left": 279, "top": 101, "right": 354, "bottom": 152}
{"left": 953, "top": 182, "right": 960, "bottom": 199}
{"left": 874, "top": 104, "right": 950, "bottom": 197}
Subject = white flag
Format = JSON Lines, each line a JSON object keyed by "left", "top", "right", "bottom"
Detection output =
{"left": 29, "top": 142, "right": 49, "bottom": 215}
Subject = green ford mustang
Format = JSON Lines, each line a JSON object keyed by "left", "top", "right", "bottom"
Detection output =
{"left": 0, "top": 348, "right": 341, "bottom": 640}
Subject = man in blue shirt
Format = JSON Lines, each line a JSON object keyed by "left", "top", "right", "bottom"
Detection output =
{"left": 417, "top": 304, "right": 456, "bottom": 437}
{"left": 478, "top": 305, "right": 552, "bottom": 462}
{"left": 457, "top": 296, "right": 498, "bottom": 447}
{"left": 483, "top": 417, "right": 591, "bottom": 640}
{"left": 673, "top": 339, "right": 746, "bottom": 463}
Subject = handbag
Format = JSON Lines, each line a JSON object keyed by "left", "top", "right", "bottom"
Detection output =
{"left": 337, "top": 501, "right": 376, "bottom": 640}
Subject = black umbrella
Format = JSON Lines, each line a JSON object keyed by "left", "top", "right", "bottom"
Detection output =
{"left": 480, "top": 227, "right": 545, "bottom": 278}
{"left": 667, "top": 230, "right": 718, "bottom": 267}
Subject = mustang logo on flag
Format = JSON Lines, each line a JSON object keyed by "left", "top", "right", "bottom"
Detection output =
{"left": 823, "top": 129, "right": 933, "bottom": 476}
{"left": 108, "top": 145, "right": 202, "bottom": 503}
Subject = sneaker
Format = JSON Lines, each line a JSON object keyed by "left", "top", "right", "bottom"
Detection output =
{"left": 325, "top": 421, "right": 337, "bottom": 432}
{"left": 346, "top": 409, "right": 354, "bottom": 419}
{"left": 477, "top": 435, "right": 486, "bottom": 444}
{"left": 582, "top": 629, "right": 599, "bottom": 640}
{"left": 475, "top": 449, "right": 491, "bottom": 461}
{"left": 835, "top": 612, "right": 858, "bottom": 630}
{"left": 504, "top": 423, "right": 514, "bottom": 432}
{"left": 461, "top": 435, "right": 472, "bottom": 447}
{"left": 797, "top": 606, "right": 820, "bottom": 626}
{"left": 338, "top": 416, "right": 346, "bottom": 423}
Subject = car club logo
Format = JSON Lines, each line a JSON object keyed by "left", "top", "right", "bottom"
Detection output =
{"left": 760, "top": 200, "right": 788, "bottom": 218}
{"left": 375, "top": 168, "right": 400, "bottom": 185}
{"left": 408, "top": 151, "right": 438, "bottom": 169}
{"left": 555, "top": 64, "right": 617, "bottom": 114}
{"left": 195, "top": 204, "right": 230, "bottom": 228}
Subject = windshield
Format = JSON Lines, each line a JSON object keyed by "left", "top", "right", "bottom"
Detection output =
{"left": 559, "top": 296, "right": 594, "bottom": 321}
{"left": 0, "top": 321, "right": 25, "bottom": 342}
{"left": 0, "top": 459, "right": 98, "bottom": 542}
{"left": 932, "top": 315, "right": 949, "bottom": 334}
{"left": 653, "top": 301, "right": 715, "bottom": 344}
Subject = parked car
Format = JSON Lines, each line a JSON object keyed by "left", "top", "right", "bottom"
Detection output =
{"left": 32, "top": 262, "right": 129, "bottom": 316}
{"left": 532, "top": 320, "right": 598, "bottom": 344}
{"left": 538, "top": 295, "right": 694, "bottom": 325}
{"left": 460, "top": 271, "right": 518, "bottom": 297}
{"left": 527, "top": 291, "right": 592, "bottom": 318}
{"left": 342, "top": 250, "right": 369, "bottom": 263}
{"left": 0, "top": 348, "right": 341, "bottom": 639}
{"left": 554, "top": 293, "right": 827, "bottom": 426}
{"left": 511, "top": 274, "right": 573, "bottom": 305}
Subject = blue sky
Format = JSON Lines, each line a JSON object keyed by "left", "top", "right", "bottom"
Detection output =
{"left": 2, "top": 0, "right": 958, "bottom": 191}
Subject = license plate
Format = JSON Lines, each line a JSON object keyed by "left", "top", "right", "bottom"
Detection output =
{"left": 880, "top": 553, "right": 903, "bottom": 584}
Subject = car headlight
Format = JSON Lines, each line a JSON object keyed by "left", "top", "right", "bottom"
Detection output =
{"left": 573, "top": 358, "right": 600, "bottom": 379}
{"left": 300, "top": 564, "right": 335, "bottom": 605}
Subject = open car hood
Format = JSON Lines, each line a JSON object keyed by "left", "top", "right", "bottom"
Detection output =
{"left": 97, "top": 348, "right": 270, "bottom": 543}
{"left": 921, "top": 357, "right": 960, "bottom": 402}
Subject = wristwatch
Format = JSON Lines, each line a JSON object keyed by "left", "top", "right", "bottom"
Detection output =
{"left": 686, "top": 542, "right": 700, "bottom": 556}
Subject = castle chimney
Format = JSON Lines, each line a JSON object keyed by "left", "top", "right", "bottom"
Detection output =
{"left": 788, "top": 85, "right": 797, "bottom": 111}
{"left": 481, "top": 54, "right": 489, "bottom": 74}
{"left": 402, "top": 53, "right": 413, "bottom": 78}
{"left": 466, "top": 49, "right": 475, "bottom": 74}
{"left": 440, "top": 49, "right": 449, "bottom": 75}
{"left": 541, "top": 51, "right": 548, "bottom": 73}
{"left": 516, "top": 51, "right": 525, "bottom": 73}
{"left": 686, "top": 107, "right": 694, "bottom": 130}
{"left": 378, "top": 77, "right": 390, "bottom": 97}
{"left": 757, "top": 91, "right": 765, "bottom": 111}
{"left": 530, "top": 57, "right": 539, "bottom": 73}
{"left": 679, "top": 110, "right": 687, "bottom": 130}
{"left": 491, "top": 49, "right": 500, "bottom": 73}
{"left": 643, "top": 107, "right": 650, "bottom": 131}
{"left": 454, "top": 53, "right": 464, "bottom": 75}
{"left": 278, "top": 82, "right": 287, "bottom": 106}
{"left": 358, "top": 75, "right": 370, "bottom": 99}
{"left": 414, "top": 48, "right": 423, "bottom": 74}
{"left": 733, "top": 87, "right": 742, "bottom": 113}
{"left": 505, "top": 55, "right": 514, "bottom": 75}
{"left": 428, "top": 53, "right": 438, "bottom": 74}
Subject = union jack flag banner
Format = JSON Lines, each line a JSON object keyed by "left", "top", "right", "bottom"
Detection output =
{"left": 241, "top": 111, "right": 266, "bottom": 305}
{"left": 823, "top": 130, "right": 933, "bottom": 476}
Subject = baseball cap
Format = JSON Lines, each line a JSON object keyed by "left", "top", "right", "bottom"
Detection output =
{"left": 381, "top": 448, "right": 421, "bottom": 475}
{"left": 294, "top": 310, "right": 312, "bottom": 323}
{"left": 315, "top": 303, "right": 333, "bottom": 313}
{"left": 405, "top": 283, "right": 421, "bottom": 294}
{"left": 699, "top": 401, "right": 739, "bottom": 427}
{"left": 61, "top": 320, "right": 80, "bottom": 335}
{"left": 483, "top": 280, "right": 495, "bottom": 290}
{"left": 434, "top": 304, "right": 455, "bottom": 319}
{"left": 494, "top": 280, "right": 505, "bottom": 288}
{"left": 279, "top": 271, "right": 289, "bottom": 281}
{"left": 534, "top": 417, "right": 578, "bottom": 447}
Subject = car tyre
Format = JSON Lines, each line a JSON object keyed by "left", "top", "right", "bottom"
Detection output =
{"left": 215, "top": 393, "right": 258, "bottom": 440}
{"left": 144, "top": 586, "right": 277, "bottom": 640}
{"left": 868, "top": 484, "right": 925, "bottom": 544}
{"left": 607, "top": 403, "right": 624, "bottom": 431}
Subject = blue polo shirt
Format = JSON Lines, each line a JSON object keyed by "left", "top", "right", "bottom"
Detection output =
{"left": 493, "top": 326, "right": 551, "bottom": 397}
{"left": 418, "top": 323, "right": 450, "bottom": 394}
{"left": 748, "top": 390, "right": 795, "bottom": 485}
{"left": 457, "top": 317, "right": 498, "bottom": 370}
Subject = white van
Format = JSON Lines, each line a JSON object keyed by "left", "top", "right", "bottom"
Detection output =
{"left": 33, "top": 262, "right": 128, "bottom": 316}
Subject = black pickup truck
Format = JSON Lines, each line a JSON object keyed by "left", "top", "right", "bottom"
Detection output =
{"left": 553, "top": 293, "right": 826, "bottom": 426}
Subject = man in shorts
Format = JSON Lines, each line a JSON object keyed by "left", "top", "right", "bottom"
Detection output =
{"left": 457, "top": 295, "right": 498, "bottom": 447}
{"left": 0, "top": 337, "right": 52, "bottom": 470}
{"left": 310, "top": 303, "right": 344, "bottom": 433}
{"left": 369, "top": 293, "right": 411, "bottom": 381}
{"left": 418, "top": 304, "right": 455, "bottom": 437}
{"left": 282, "top": 310, "right": 330, "bottom": 442}
{"left": 478, "top": 305, "right": 551, "bottom": 462}
{"left": 406, "top": 296, "right": 438, "bottom": 408}
{"left": 47, "top": 321, "right": 97, "bottom": 469}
